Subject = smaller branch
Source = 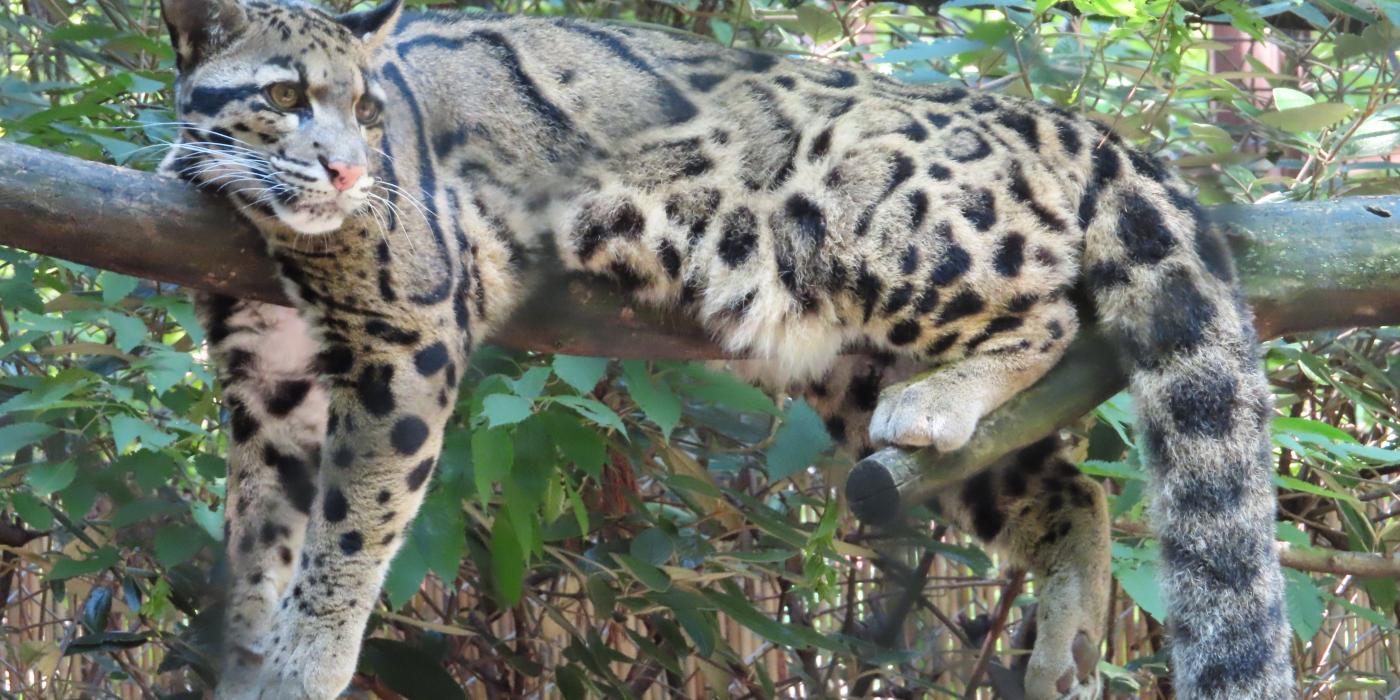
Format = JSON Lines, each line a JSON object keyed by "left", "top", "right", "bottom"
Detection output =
{"left": 962, "top": 569, "right": 1025, "bottom": 700}
{"left": 1116, "top": 520, "right": 1400, "bottom": 577}
{"left": 1278, "top": 543, "right": 1400, "bottom": 579}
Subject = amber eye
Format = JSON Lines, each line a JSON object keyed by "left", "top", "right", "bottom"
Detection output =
{"left": 355, "top": 98, "right": 381, "bottom": 125}
{"left": 264, "top": 82, "right": 303, "bottom": 110}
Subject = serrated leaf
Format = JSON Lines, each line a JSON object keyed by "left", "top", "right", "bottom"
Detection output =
{"left": 540, "top": 410, "right": 606, "bottom": 480}
{"left": 106, "top": 313, "right": 147, "bottom": 353}
{"left": 1112, "top": 549, "right": 1166, "bottom": 621}
{"left": 11, "top": 491, "right": 53, "bottom": 530}
{"left": 154, "top": 526, "right": 206, "bottom": 567}
{"left": 0, "top": 422, "right": 57, "bottom": 457}
{"left": 764, "top": 400, "right": 833, "bottom": 480}
{"left": 613, "top": 553, "right": 671, "bottom": 592}
{"left": 482, "top": 394, "right": 533, "bottom": 428}
{"left": 553, "top": 395, "right": 627, "bottom": 435}
{"left": 511, "top": 366, "right": 551, "bottom": 400}
{"left": 1284, "top": 569, "right": 1325, "bottom": 640}
{"left": 491, "top": 513, "right": 525, "bottom": 606}
{"left": 629, "top": 528, "right": 674, "bottom": 566}
{"left": 27, "top": 461, "right": 77, "bottom": 496}
{"left": 98, "top": 271, "right": 139, "bottom": 305}
{"left": 49, "top": 546, "right": 119, "bottom": 581}
{"left": 622, "top": 361, "right": 681, "bottom": 439}
{"left": 553, "top": 355, "right": 608, "bottom": 394}
{"left": 472, "top": 427, "right": 513, "bottom": 506}
{"left": 110, "top": 415, "right": 173, "bottom": 452}
{"left": 359, "top": 639, "right": 468, "bottom": 700}
{"left": 383, "top": 539, "right": 429, "bottom": 610}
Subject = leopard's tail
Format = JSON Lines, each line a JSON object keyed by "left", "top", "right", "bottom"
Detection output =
{"left": 1080, "top": 147, "right": 1293, "bottom": 698}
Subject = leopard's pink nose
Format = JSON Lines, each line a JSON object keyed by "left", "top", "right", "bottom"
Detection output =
{"left": 323, "top": 161, "right": 366, "bottom": 192}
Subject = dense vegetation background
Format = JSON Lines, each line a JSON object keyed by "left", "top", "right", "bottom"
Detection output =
{"left": 2, "top": 0, "right": 1399, "bottom": 697}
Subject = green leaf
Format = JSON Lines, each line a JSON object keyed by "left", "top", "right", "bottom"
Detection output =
{"left": 110, "top": 415, "right": 174, "bottom": 452}
{"left": 491, "top": 513, "right": 526, "bottom": 606}
{"left": 875, "top": 37, "right": 985, "bottom": 63}
{"left": 0, "top": 422, "right": 57, "bottom": 457}
{"left": 1257, "top": 102, "right": 1355, "bottom": 132}
{"left": 11, "top": 491, "right": 53, "bottom": 530}
{"left": 49, "top": 546, "right": 119, "bottom": 581}
{"left": 472, "top": 427, "right": 513, "bottom": 507}
{"left": 794, "top": 4, "right": 843, "bottom": 42}
{"left": 1284, "top": 569, "right": 1324, "bottom": 640}
{"left": 512, "top": 366, "right": 551, "bottom": 400}
{"left": 191, "top": 501, "right": 223, "bottom": 541}
{"left": 409, "top": 491, "right": 467, "bottom": 583}
{"left": 119, "top": 450, "right": 178, "bottom": 491}
{"left": 359, "top": 639, "right": 468, "bottom": 700}
{"left": 764, "top": 400, "right": 833, "bottom": 480}
{"left": 552, "top": 395, "right": 627, "bottom": 435}
{"left": 483, "top": 394, "right": 533, "bottom": 428}
{"left": 553, "top": 355, "right": 608, "bottom": 394}
{"left": 622, "top": 361, "right": 682, "bottom": 439}
{"left": 540, "top": 410, "right": 606, "bottom": 480}
{"left": 704, "top": 581, "right": 835, "bottom": 651}
{"left": 63, "top": 631, "right": 148, "bottom": 656}
{"left": 629, "top": 527, "right": 674, "bottom": 566}
{"left": 81, "top": 587, "right": 112, "bottom": 634}
{"left": 612, "top": 553, "right": 671, "bottom": 592}
{"left": 1271, "top": 87, "right": 1315, "bottom": 110}
{"left": 383, "top": 539, "right": 429, "bottom": 610}
{"left": 676, "top": 365, "right": 779, "bottom": 415}
{"left": 928, "top": 541, "right": 994, "bottom": 577}
{"left": 154, "top": 526, "right": 206, "bottom": 567}
{"left": 1112, "top": 546, "right": 1166, "bottom": 621}
{"left": 111, "top": 499, "right": 182, "bottom": 528}
{"left": 193, "top": 454, "right": 226, "bottom": 480}
{"left": 26, "top": 461, "right": 77, "bottom": 496}
{"left": 98, "top": 271, "right": 139, "bottom": 305}
{"left": 106, "top": 313, "right": 147, "bottom": 353}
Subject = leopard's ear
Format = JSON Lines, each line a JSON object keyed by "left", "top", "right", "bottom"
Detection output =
{"left": 160, "top": 0, "right": 248, "bottom": 72}
{"left": 336, "top": 0, "right": 401, "bottom": 50}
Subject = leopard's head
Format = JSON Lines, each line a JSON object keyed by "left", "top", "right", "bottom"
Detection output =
{"left": 159, "top": 0, "right": 400, "bottom": 234}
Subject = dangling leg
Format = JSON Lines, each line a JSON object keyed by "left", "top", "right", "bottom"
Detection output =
{"left": 929, "top": 437, "right": 1110, "bottom": 700}
{"left": 197, "top": 295, "right": 326, "bottom": 692}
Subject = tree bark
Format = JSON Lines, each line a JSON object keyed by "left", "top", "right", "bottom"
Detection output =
{"left": 2, "top": 141, "right": 1399, "bottom": 522}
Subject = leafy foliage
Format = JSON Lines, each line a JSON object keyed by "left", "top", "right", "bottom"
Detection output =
{"left": 2, "top": 0, "right": 1399, "bottom": 697}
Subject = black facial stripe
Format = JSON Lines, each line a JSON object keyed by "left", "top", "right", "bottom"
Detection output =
{"left": 184, "top": 84, "right": 262, "bottom": 116}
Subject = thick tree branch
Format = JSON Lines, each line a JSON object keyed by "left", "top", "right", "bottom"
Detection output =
{"left": 2, "top": 142, "right": 1400, "bottom": 523}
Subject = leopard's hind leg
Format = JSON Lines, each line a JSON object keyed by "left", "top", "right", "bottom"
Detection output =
{"left": 196, "top": 295, "right": 326, "bottom": 691}
{"left": 803, "top": 352, "right": 1108, "bottom": 700}
{"left": 931, "top": 437, "right": 1110, "bottom": 700}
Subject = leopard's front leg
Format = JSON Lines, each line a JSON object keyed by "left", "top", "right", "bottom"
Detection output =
{"left": 223, "top": 306, "right": 467, "bottom": 700}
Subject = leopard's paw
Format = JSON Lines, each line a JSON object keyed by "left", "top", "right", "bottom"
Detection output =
{"left": 1025, "top": 631, "right": 1101, "bottom": 700}
{"left": 867, "top": 378, "right": 981, "bottom": 452}
{"left": 214, "top": 610, "right": 356, "bottom": 700}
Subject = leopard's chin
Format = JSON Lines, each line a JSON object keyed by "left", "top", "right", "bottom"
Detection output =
{"left": 270, "top": 199, "right": 347, "bottom": 235}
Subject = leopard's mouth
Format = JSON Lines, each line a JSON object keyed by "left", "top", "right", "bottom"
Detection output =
{"left": 266, "top": 181, "right": 373, "bottom": 235}
{"left": 270, "top": 197, "right": 349, "bottom": 235}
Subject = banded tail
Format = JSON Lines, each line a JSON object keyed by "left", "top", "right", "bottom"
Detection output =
{"left": 1081, "top": 150, "right": 1293, "bottom": 697}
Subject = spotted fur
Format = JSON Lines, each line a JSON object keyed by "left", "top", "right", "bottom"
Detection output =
{"left": 158, "top": 0, "right": 1291, "bottom": 697}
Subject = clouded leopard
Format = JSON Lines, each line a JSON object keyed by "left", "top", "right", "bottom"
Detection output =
{"left": 157, "top": 0, "right": 1293, "bottom": 697}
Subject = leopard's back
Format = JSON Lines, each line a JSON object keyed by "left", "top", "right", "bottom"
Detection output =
{"left": 382, "top": 13, "right": 1100, "bottom": 383}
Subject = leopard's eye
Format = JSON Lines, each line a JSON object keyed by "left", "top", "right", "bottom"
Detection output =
{"left": 355, "top": 98, "right": 381, "bottom": 125}
{"left": 265, "top": 82, "right": 303, "bottom": 110}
